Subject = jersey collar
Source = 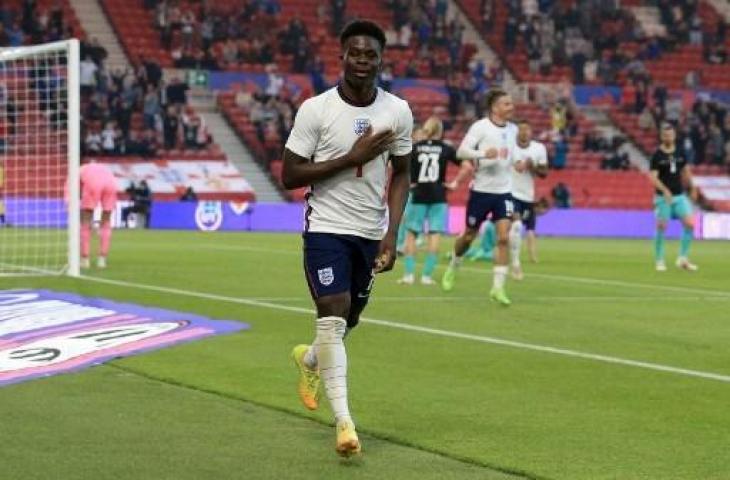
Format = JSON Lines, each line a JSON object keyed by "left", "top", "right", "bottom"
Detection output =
{"left": 337, "top": 84, "right": 378, "bottom": 107}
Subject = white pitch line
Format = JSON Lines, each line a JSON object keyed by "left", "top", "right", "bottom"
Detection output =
{"left": 122, "top": 242, "right": 730, "bottom": 298}
{"left": 79, "top": 274, "right": 730, "bottom": 384}
{"left": 240, "top": 295, "right": 730, "bottom": 303}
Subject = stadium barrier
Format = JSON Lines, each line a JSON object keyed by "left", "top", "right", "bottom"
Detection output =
{"left": 8, "top": 201, "right": 730, "bottom": 239}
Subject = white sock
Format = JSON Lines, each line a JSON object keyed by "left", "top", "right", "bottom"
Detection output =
{"left": 493, "top": 265, "right": 508, "bottom": 290}
{"left": 509, "top": 222, "right": 522, "bottom": 267}
{"left": 449, "top": 250, "right": 463, "bottom": 269}
{"left": 303, "top": 343, "right": 317, "bottom": 369}
{"left": 316, "top": 316, "right": 351, "bottom": 423}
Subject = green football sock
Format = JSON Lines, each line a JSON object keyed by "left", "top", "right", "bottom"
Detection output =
{"left": 423, "top": 253, "right": 438, "bottom": 277}
{"left": 680, "top": 226, "right": 693, "bottom": 257}
{"left": 404, "top": 255, "right": 416, "bottom": 275}
{"left": 396, "top": 222, "right": 407, "bottom": 252}
{"left": 654, "top": 228, "right": 666, "bottom": 262}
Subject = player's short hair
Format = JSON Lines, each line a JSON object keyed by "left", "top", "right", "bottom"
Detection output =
{"left": 422, "top": 117, "right": 443, "bottom": 139}
{"left": 340, "top": 20, "right": 386, "bottom": 50}
{"left": 485, "top": 88, "right": 509, "bottom": 112}
{"left": 660, "top": 121, "right": 676, "bottom": 131}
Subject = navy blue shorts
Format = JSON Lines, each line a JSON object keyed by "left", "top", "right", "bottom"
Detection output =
{"left": 465, "top": 191, "right": 514, "bottom": 230}
{"left": 513, "top": 198, "right": 536, "bottom": 231}
{"left": 303, "top": 232, "right": 378, "bottom": 305}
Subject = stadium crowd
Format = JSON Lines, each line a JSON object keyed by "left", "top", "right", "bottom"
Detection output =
{"left": 490, "top": 0, "right": 727, "bottom": 86}
{"left": 80, "top": 53, "right": 213, "bottom": 157}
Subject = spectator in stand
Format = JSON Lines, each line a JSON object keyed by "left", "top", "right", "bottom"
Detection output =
{"left": 309, "top": 57, "right": 329, "bottom": 95}
{"left": 709, "top": 123, "right": 725, "bottom": 165}
{"left": 264, "top": 64, "right": 285, "bottom": 100}
{"left": 166, "top": 77, "right": 189, "bottom": 106}
{"left": 163, "top": 105, "right": 180, "bottom": 150}
{"left": 180, "top": 186, "right": 198, "bottom": 202}
{"left": 182, "top": 113, "right": 205, "bottom": 150}
{"left": 122, "top": 180, "right": 152, "bottom": 228}
{"left": 143, "top": 87, "right": 161, "bottom": 131}
{"left": 84, "top": 128, "right": 102, "bottom": 155}
{"left": 331, "top": 0, "right": 346, "bottom": 35}
{"left": 101, "top": 122, "right": 118, "bottom": 156}
{"left": 379, "top": 65, "right": 394, "bottom": 92}
{"left": 552, "top": 132, "right": 569, "bottom": 170}
{"left": 79, "top": 55, "right": 98, "bottom": 98}
{"left": 0, "top": 114, "right": 7, "bottom": 154}
{"left": 83, "top": 38, "right": 108, "bottom": 66}
{"left": 551, "top": 182, "right": 572, "bottom": 209}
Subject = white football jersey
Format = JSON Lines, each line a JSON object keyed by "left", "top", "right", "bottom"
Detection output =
{"left": 459, "top": 118, "right": 518, "bottom": 194}
{"left": 512, "top": 140, "right": 548, "bottom": 202}
{"left": 285, "top": 86, "right": 413, "bottom": 240}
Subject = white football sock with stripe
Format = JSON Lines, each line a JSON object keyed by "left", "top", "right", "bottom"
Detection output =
{"left": 493, "top": 265, "right": 508, "bottom": 289}
{"left": 509, "top": 221, "right": 522, "bottom": 267}
{"left": 316, "top": 316, "right": 352, "bottom": 423}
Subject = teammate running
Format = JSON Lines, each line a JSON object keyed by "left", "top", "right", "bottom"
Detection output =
{"left": 441, "top": 88, "right": 517, "bottom": 305}
{"left": 650, "top": 122, "right": 698, "bottom": 271}
{"left": 283, "top": 21, "right": 413, "bottom": 456}
{"left": 510, "top": 119, "right": 548, "bottom": 280}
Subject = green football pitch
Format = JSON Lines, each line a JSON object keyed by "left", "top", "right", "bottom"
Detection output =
{"left": 1, "top": 230, "right": 728, "bottom": 480}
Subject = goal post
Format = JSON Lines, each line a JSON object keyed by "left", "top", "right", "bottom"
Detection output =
{"left": 0, "top": 39, "right": 80, "bottom": 277}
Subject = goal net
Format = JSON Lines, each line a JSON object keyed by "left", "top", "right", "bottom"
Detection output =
{"left": 0, "top": 40, "right": 80, "bottom": 277}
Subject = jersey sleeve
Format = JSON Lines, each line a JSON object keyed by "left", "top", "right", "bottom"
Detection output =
{"left": 409, "top": 146, "right": 419, "bottom": 183}
{"left": 536, "top": 143, "right": 548, "bottom": 167}
{"left": 458, "top": 122, "right": 482, "bottom": 153}
{"left": 284, "top": 98, "right": 321, "bottom": 159}
{"left": 390, "top": 101, "right": 414, "bottom": 156}
{"left": 649, "top": 151, "right": 660, "bottom": 171}
{"left": 445, "top": 143, "right": 460, "bottom": 165}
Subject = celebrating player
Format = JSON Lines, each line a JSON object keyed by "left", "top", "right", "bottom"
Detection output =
{"left": 510, "top": 119, "right": 548, "bottom": 279}
{"left": 79, "top": 160, "right": 117, "bottom": 269}
{"left": 441, "top": 88, "right": 517, "bottom": 305}
{"left": 282, "top": 20, "right": 413, "bottom": 456}
{"left": 398, "top": 116, "right": 470, "bottom": 285}
{"left": 649, "top": 122, "right": 698, "bottom": 271}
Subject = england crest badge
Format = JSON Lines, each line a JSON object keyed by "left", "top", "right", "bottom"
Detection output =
{"left": 318, "top": 267, "right": 335, "bottom": 286}
{"left": 353, "top": 118, "right": 371, "bottom": 136}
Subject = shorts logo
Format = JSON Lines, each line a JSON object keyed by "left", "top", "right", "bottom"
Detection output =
{"left": 318, "top": 267, "right": 335, "bottom": 286}
{"left": 353, "top": 118, "right": 371, "bottom": 136}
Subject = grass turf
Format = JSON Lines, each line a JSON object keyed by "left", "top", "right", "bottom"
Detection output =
{"left": 0, "top": 230, "right": 728, "bottom": 479}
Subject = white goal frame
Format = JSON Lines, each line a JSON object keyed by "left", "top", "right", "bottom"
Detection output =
{"left": 0, "top": 39, "right": 80, "bottom": 277}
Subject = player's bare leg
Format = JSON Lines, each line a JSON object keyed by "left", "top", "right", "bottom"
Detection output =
{"left": 80, "top": 209, "right": 93, "bottom": 269}
{"left": 490, "top": 219, "right": 512, "bottom": 305}
{"left": 442, "top": 228, "right": 478, "bottom": 291}
{"left": 509, "top": 213, "right": 524, "bottom": 280}
{"left": 676, "top": 214, "right": 698, "bottom": 271}
{"left": 526, "top": 231, "right": 538, "bottom": 263}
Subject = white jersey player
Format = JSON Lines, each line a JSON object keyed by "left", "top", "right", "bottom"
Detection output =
{"left": 282, "top": 20, "right": 413, "bottom": 457}
{"left": 509, "top": 119, "right": 548, "bottom": 279}
{"left": 441, "top": 88, "right": 518, "bottom": 306}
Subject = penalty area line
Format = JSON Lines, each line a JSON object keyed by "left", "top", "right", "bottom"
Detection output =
{"left": 79, "top": 274, "right": 730, "bottom": 384}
